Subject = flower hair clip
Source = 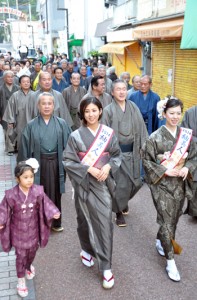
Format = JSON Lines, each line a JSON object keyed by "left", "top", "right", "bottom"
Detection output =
{"left": 25, "top": 158, "right": 39, "bottom": 173}
{"left": 157, "top": 95, "right": 177, "bottom": 120}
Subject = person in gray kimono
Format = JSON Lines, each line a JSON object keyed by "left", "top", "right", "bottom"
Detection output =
{"left": 62, "top": 72, "right": 86, "bottom": 130}
{"left": 28, "top": 72, "right": 73, "bottom": 128}
{"left": 0, "top": 70, "right": 19, "bottom": 155}
{"left": 181, "top": 105, "right": 197, "bottom": 217}
{"left": 98, "top": 64, "right": 112, "bottom": 94}
{"left": 102, "top": 79, "right": 148, "bottom": 227}
{"left": 82, "top": 75, "right": 112, "bottom": 108}
{"left": 63, "top": 97, "right": 121, "bottom": 289}
{"left": 142, "top": 97, "right": 197, "bottom": 282}
{"left": 3, "top": 75, "right": 34, "bottom": 150}
{"left": 18, "top": 92, "right": 71, "bottom": 232}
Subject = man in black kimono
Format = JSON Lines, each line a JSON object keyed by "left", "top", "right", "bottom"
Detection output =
{"left": 18, "top": 92, "right": 71, "bottom": 232}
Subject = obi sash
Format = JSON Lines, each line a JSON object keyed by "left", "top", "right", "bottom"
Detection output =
{"left": 78, "top": 124, "right": 113, "bottom": 169}
{"left": 161, "top": 127, "right": 193, "bottom": 170}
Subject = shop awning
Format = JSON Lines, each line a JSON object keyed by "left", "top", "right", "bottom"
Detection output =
{"left": 181, "top": 0, "right": 197, "bottom": 49}
{"left": 68, "top": 34, "right": 83, "bottom": 47}
{"left": 95, "top": 18, "right": 112, "bottom": 37}
{"left": 99, "top": 41, "right": 136, "bottom": 55}
{"left": 133, "top": 18, "right": 184, "bottom": 41}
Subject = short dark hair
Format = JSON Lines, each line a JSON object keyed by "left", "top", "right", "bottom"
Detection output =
{"left": 54, "top": 66, "right": 63, "bottom": 73}
{"left": 91, "top": 75, "right": 104, "bottom": 88}
{"left": 15, "top": 162, "right": 34, "bottom": 178}
{"left": 163, "top": 96, "right": 183, "bottom": 113}
{"left": 79, "top": 97, "right": 103, "bottom": 125}
{"left": 19, "top": 75, "right": 30, "bottom": 84}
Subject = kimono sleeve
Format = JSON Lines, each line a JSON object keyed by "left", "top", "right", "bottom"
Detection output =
{"left": 142, "top": 138, "right": 167, "bottom": 184}
{"left": 17, "top": 123, "right": 32, "bottom": 162}
{"left": 62, "top": 121, "right": 72, "bottom": 148}
{"left": 181, "top": 111, "right": 197, "bottom": 143}
{"left": 101, "top": 106, "right": 111, "bottom": 127}
{"left": 184, "top": 139, "right": 197, "bottom": 179}
{"left": 62, "top": 134, "right": 89, "bottom": 188}
{"left": 37, "top": 191, "right": 59, "bottom": 248}
{"left": 0, "top": 196, "right": 10, "bottom": 229}
{"left": 58, "top": 93, "right": 74, "bottom": 128}
{"left": 0, "top": 196, "right": 12, "bottom": 252}
{"left": 108, "top": 133, "right": 122, "bottom": 175}
{"left": 41, "top": 192, "right": 60, "bottom": 222}
{"left": 2, "top": 94, "right": 16, "bottom": 124}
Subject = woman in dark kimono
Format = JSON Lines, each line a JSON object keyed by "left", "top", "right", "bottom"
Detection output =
{"left": 142, "top": 97, "right": 197, "bottom": 282}
{"left": 63, "top": 97, "right": 121, "bottom": 289}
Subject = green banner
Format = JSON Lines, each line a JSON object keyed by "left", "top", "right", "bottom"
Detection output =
{"left": 181, "top": 0, "right": 197, "bottom": 49}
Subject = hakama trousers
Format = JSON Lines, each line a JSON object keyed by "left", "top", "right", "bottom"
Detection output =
{"left": 15, "top": 245, "right": 38, "bottom": 278}
{"left": 40, "top": 153, "right": 62, "bottom": 228}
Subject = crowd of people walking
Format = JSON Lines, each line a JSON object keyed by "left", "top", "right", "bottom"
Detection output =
{"left": 0, "top": 50, "right": 196, "bottom": 297}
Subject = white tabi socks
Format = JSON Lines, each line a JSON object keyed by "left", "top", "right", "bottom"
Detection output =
{"left": 166, "top": 259, "right": 181, "bottom": 282}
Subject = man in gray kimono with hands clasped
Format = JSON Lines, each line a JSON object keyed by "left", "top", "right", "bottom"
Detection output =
{"left": 102, "top": 79, "right": 148, "bottom": 227}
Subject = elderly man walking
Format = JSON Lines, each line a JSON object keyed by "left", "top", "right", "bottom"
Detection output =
{"left": 62, "top": 72, "right": 86, "bottom": 130}
{"left": 102, "top": 80, "right": 148, "bottom": 226}
{"left": 3, "top": 75, "right": 34, "bottom": 151}
{"left": 18, "top": 92, "right": 71, "bottom": 232}
{"left": 0, "top": 70, "right": 19, "bottom": 155}
{"left": 128, "top": 75, "right": 163, "bottom": 135}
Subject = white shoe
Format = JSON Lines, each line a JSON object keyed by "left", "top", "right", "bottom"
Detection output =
{"left": 17, "top": 277, "right": 28, "bottom": 298}
{"left": 156, "top": 239, "right": 165, "bottom": 256}
{"left": 80, "top": 251, "right": 94, "bottom": 267}
{"left": 166, "top": 259, "right": 181, "bottom": 282}
{"left": 26, "top": 265, "right": 35, "bottom": 280}
{"left": 103, "top": 272, "right": 114, "bottom": 289}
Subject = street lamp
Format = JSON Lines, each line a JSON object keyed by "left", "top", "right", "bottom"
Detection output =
{"left": 28, "top": 24, "right": 34, "bottom": 48}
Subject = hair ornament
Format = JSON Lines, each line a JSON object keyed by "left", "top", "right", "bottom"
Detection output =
{"left": 157, "top": 95, "right": 177, "bottom": 120}
{"left": 25, "top": 158, "right": 39, "bottom": 173}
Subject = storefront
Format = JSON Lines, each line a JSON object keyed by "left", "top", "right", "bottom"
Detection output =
{"left": 133, "top": 17, "right": 197, "bottom": 110}
{"left": 99, "top": 41, "right": 142, "bottom": 78}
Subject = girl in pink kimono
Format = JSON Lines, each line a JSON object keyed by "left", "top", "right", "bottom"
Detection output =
{"left": 0, "top": 159, "right": 60, "bottom": 298}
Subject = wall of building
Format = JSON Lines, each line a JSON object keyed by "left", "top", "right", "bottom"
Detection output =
{"left": 152, "top": 40, "right": 197, "bottom": 111}
{"left": 137, "top": 0, "right": 186, "bottom": 20}
{"left": 10, "top": 21, "right": 40, "bottom": 50}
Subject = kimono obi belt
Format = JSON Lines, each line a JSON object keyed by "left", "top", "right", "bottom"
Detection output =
{"left": 119, "top": 143, "right": 133, "bottom": 153}
{"left": 78, "top": 152, "right": 110, "bottom": 170}
{"left": 41, "top": 152, "right": 58, "bottom": 160}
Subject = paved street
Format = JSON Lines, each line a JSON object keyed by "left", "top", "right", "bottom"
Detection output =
{"left": 35, "top": 180, "right": 197, "bottom": 299}
{"left": 0, "top": 124, "right": 197, "bottom": 300}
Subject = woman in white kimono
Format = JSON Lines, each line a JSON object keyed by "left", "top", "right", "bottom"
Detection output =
{"left": 142, "top": 97, "right": 197, "bottom": 282}
{"left": 63, "top": 97, "right": 121, "bottom": 289}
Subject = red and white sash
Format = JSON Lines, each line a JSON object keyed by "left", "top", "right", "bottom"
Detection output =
{"left": 80, "top": 124, "right": 113, "bottom": 168}
{"left": 161, "top": 127, "right": 193, "bottom": 170}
